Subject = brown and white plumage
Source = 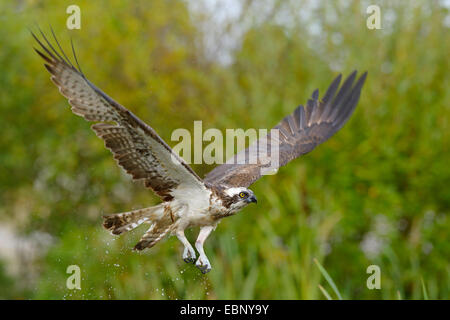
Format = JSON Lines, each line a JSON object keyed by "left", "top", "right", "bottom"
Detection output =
{"left": 31, "top": 30, "right": 205, "bottom": 202}
{"left": 204, "top": 71, "right": 367, "bottom": 188}
{"left": 33, "top": 29, "right": 367, "bottom": 273}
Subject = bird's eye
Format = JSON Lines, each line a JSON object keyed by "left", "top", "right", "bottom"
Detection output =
{"left": 239, "top": 192, "right": 248, "bottom": 198}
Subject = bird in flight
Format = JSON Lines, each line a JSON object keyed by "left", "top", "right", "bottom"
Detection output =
{"left": 32, "top": 29, "right": 367, "bottom": 273}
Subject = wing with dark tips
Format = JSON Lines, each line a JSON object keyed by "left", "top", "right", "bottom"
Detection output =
{"left": 204, "top": 71, "right": 367, "bottom": 188}
{"left": 32, "top": 29, "right": 206, "bottom": 200}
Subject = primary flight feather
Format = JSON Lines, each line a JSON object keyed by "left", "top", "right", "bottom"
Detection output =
{"left": 32, "top": 30, "right": 367, "bottom": 273}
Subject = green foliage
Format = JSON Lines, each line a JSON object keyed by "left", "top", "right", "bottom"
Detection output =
{"left": 0, "top": 0, "right": 448, "bottom": 299}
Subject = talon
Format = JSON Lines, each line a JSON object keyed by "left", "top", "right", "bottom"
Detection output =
{"left": 195, "top": 256, "right": 211, "bottom": 274}
{"left": 182, "top": 247, "right": 196, "bottom": 264}
{"left": 183, "top": 257, "right": 195, "bottom": 264}
{"left": 201, "top": 266, "right": 211, "bottom": 274}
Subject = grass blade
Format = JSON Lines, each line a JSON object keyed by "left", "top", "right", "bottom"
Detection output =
{"left": 318, "top": 284, "right": 333, "bottom": 300}
{"left": 421, "top": 277, "right": 429, "bottom": 300}
{"left": 314, "top": 258, "right": 343, "bottom": 300}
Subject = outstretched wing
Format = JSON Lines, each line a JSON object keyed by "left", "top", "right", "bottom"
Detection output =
{"left": 32, "top": 30, "right": 206, "bottom": 201}
{"left": 204, "top": 71, "right": 367, "bottom": 188}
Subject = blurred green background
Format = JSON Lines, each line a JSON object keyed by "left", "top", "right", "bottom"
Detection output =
{"left": 0, "top": 0, "right": 448, "bottom": 299}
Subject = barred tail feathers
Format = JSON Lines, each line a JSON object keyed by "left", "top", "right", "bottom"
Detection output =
{"left": 102, "top": 204, "right": 165, "bottom": 235}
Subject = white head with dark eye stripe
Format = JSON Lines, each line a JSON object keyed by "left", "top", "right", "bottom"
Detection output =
{"left": 223, "top": 187, "right": 257, "bottom": 212}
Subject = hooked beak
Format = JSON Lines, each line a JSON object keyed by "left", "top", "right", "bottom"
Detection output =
{"left": 246, "top": 195, "right": 257, "bottom": 204}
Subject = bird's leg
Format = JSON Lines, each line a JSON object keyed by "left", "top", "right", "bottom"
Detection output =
{"left": 195, "top": 226, "right": 214, "bottom": 274}
{"left": 176, "top": 230, "right": 196, "bottom": 263}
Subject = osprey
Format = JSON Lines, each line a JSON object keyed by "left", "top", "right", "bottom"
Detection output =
{"left": 32, "top": 30, "right": 367, "bottom": 273}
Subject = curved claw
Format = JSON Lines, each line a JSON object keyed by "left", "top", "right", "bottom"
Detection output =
{"left": 195, "top": 256, "right": 212, "bottom": 274}
{"left": 182, "top": 247, "right": 196, "bottom": 264}
{"left": 183, "top": 257, "right": 195, "bottom": 264}
{"left": 199, "top": 266, "right": 211, "bottom": 274}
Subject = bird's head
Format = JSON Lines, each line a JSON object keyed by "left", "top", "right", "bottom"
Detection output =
{"left": 223, "top": 187, "right": 257, "bottom": 212}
